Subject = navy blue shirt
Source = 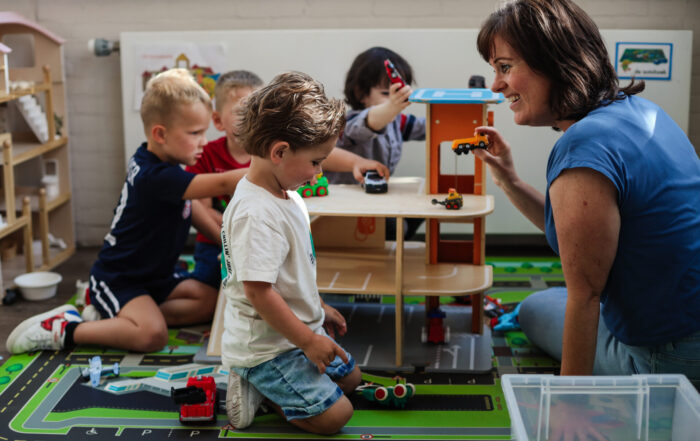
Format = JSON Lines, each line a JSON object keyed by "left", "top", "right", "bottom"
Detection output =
{"left": 545, "top": 95, "right": 700, "bottom": 346}
{"left": 92, "top": 144, "right": 195, "bottom": 282}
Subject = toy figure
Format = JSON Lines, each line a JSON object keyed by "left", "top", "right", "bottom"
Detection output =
{"left": 171, "top": 375, "right": 218, "bottom": 424}
{"left": 357, "top": 381, "right": 415, "bottom": 409}
{"left": 297, "top": 173, "right": 329, "bottom": 198}
{"left": 80, "top": 355, "right": 120, "bottom": 387}
{"left": 431, "top": 188, "right": 463, "bottom": 210}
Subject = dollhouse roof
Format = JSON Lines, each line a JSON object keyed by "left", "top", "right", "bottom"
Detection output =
{"left": 0, "top": 42, "right": 10, "bottom": 54}
{"left": 0, "top": 12, "right": 65, "bottom": 44}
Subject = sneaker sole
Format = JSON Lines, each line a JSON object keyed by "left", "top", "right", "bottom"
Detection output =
{"left": 5, "top": 304, "right": 78, "bottom": 354}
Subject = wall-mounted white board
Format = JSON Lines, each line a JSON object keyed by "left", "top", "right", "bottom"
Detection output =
{"left": 120, "top": 29, "right": 691, "bottom": 235}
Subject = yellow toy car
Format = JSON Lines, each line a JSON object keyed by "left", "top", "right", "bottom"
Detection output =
{"left": 451, "top": 134, "right": 488, "bottom": 155}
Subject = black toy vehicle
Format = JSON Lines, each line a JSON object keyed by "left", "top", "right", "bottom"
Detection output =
{"left": 363, "top": 170, "right": 388, "bottom": 194}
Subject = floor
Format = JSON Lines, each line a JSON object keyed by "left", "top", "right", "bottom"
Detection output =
{"left": 0, "top": 242, "right": 555, "bottom": 363}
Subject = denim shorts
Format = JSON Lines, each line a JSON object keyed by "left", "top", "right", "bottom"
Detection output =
{"left": 233, "top": 343, "right": 356, "bottom": 421}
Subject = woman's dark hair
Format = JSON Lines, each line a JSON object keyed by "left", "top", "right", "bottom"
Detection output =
{"left": 477, "top": 0, "right": 644, "bottom": 122}
{"left": 343, "top": 46, "right": 415, "bottom": 110}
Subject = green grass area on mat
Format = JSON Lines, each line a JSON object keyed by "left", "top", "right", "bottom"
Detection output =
{"left": 0, "top": 353, "right": 38, "bottom": 393}
{"left": 487, "top": 290, "right": 535, "bottom": 304}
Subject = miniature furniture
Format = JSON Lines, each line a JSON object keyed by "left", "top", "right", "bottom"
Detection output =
{"left": 0, "top": 13, "right": 75, "bottom": 295}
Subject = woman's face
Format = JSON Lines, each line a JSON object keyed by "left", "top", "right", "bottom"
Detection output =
{"left": 488, "top": 36, "right": 556, "bottom": 127}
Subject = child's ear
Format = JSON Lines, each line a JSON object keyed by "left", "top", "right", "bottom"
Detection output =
{"left": 212, "top": 111, "right": 225, "bottom": 131}
{"left": 151, "top": 124, "right": 167, "bottom": 144}
{"left": 269, "top": 141, "right": 290, "bottom": 164}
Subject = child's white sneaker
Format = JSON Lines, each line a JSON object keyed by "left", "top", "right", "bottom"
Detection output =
{"left": 226, "top": 371, "right": 263, "bottom": 429}
{"left": 5, "top": 304, "right": 82, "bottom": 354}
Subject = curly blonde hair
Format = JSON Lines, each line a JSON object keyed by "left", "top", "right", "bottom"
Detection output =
{"left": 237, "top": 71, "right": 346, "bottom": 157}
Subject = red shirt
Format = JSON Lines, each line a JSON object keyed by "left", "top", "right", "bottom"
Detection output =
{"left": 185, "top": 136, "right": 250, "bottom": 244}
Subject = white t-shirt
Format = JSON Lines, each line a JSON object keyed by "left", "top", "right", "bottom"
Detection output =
{"left": 220, "top": 177, "right": 325, "bottom": 368}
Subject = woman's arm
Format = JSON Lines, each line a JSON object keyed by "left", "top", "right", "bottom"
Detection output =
{"left": 549, "top": 168, "right": 620, "bottom": 375}
{"left": 474, "top": 126, "right": 546, "bottom": 231}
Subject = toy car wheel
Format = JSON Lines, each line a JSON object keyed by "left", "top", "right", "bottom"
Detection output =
{"left": 393, "top": 383, "right": 407, "bottom": 399}
{"left": 316, "top": 187, "right": 328, "bottom": 196}
{"left": 455, "top": 149, "right": 463, "bottom": 155}
{"left": 374, "top": 387, "right": 389, "bottom": 402}
{"left": 406, "top": 383, "right": 416, "bottom": 397}
{"left": 478, "top": 141, "right": 486, "bottom": 148}
{"left": 301, "top": 188, "right": 313, "bottom": 198}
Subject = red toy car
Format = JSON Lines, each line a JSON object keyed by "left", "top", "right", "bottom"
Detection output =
{"left": 384, "top": 59, "right": 406, "bottom": 89}
{"left": 171, "top": 375, "right": 217, "bottom": 424}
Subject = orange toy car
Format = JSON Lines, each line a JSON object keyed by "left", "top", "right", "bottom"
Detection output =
{"left": 451, "top": 134, "right": 489, "bottom": 155}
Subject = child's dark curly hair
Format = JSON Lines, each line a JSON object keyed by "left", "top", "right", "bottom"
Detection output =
{"left": 343, "top": 47, "right": 415, "bottom": 110}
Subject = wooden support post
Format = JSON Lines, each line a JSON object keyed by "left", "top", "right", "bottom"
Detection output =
{"left": 38, "top": 188, "right": 50, "bottom": 265}
{"left": 21, "top": 197, "right": 34, "bottom": 273}
{"left": 394, "top": 216, "right": 404, "bottom": 366}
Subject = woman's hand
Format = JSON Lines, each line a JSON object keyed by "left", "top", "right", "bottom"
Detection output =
{"left": 472, "top": 126, "right": 519, "bottom": 191}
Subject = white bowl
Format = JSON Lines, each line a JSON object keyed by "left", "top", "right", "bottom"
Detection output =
{"left": 14, "top": 272, "right": 62, "bottom": 301}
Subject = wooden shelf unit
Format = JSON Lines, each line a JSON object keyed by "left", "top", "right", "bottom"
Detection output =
{"left": 0, "top": 62, "right": 74, "bottom": 290}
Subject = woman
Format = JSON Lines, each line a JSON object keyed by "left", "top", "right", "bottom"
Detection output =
{"left": 474, "top": 0, "right": 700, "bottom": 386}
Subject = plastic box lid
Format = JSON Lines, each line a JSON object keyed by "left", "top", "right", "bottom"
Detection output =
{"left": 501, "top": 374, "right": 700, "bottom": 441}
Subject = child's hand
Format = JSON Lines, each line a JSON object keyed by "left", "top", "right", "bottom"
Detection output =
{"left": 301, "top": 334, "right": 349, "bottom": 373}
{"left": 387, "top": 82, "right": 412, "bottom": 112}
{"left": 352, "top": 158, "right": 390, "bottom": 184}
{"left": 365, "top": 83, "right": 413, "bottom": 132}
{"left": 322, "top": 303, "right": 347, "bottom": 338}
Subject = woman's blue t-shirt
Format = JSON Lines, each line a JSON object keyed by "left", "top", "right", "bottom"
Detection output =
{"left": 545, "top": 95, "right": 700, "bottom": 346}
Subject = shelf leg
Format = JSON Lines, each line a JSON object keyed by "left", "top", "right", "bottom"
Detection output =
{"left": 21, "top": 197, "right": 34, "bottom": 272}
{"left": 38, "top": 188, "right": 50, "bottom": 266}
{"left": 394, "top": 217, "right": 404, "bottom": 367}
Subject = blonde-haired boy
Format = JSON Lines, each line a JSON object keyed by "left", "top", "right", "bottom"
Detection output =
{"left": 7, "top": 68, "right": 247, "bottom": 354}
{"left": 221, "top": 71, "right": 361, "bottom": 434}
{"left": 185, "top": 70, "right": 264, "bottom": 295}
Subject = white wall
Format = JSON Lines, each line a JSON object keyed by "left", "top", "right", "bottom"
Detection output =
{"left": 0, "top": 0, "right": 698, "bottom": 245}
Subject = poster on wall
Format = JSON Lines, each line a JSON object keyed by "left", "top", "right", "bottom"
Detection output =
{"left": 615, "top": 42, "right": 672, "bottom": 80}
{"left": 131, "top": 43, "right": 226, "bottom": 110}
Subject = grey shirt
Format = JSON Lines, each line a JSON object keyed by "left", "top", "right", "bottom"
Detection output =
{"left": 325, "top": 108, "right": 426, "bottom": 185}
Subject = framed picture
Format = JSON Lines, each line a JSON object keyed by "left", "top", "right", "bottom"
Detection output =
{"left": 615, "top": 42, "right": 672, "bottom": 80}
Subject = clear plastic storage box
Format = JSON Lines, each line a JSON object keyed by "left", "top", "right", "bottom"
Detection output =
{"left": 501, "top": 374, "right": 700, "bottom": 441}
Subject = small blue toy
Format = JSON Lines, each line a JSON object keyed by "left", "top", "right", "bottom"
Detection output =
{"left": 493, "top": 303, "right": 521, "bottom": 332}
{"left": 80, "top": 356, "right": 120, "bottom": 387}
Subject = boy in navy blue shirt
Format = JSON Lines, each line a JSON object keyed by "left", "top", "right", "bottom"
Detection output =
{"left": 7, "top": 68, "right": 247, "bottom": 354}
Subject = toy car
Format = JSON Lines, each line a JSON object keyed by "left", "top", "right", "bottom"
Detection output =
{"left": 171, "top": 375, "right": 217, "bottom": 424}
{"left": 297, "top": 173, "right": 329, "bottom": 198}
{"left": 384, "top": 59, "right": 405, "bottom": 89}
{"left": 80, "top": 355, "right": 120, "bottom": 387}
{"left": 363, "top": 170, "right": 388, "bottom": 194}
{"left": 451, "top": 134, "right": 489, "bottom": 155}
{"left": 357, "top": 381, "right": 415, "bottom": 409}
{"left": 431, "top": 188, "right": 463, "bottom": 210}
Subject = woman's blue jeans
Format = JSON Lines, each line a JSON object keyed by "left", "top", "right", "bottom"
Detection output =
{"left": 519, "top": 287, "right": 700, "bottom": 389}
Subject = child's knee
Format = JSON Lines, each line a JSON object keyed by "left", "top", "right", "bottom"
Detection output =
{"left": 306, "top": 396, "right": 353, "bottom": 435}
{"left": 134, "top": 326, "right": 168, "bottom": 352}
